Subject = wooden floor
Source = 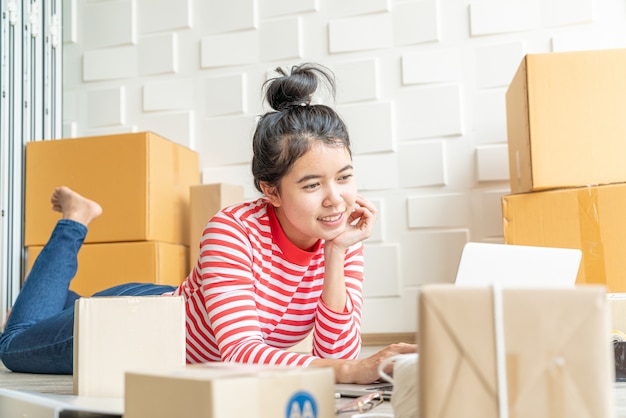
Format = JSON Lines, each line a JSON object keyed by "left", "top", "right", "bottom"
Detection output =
{"left": 2, "top": 360, "right": 626, "bottom": 416}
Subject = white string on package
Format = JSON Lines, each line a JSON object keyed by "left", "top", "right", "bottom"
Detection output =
{"left": 492, "top": 283, "right": 509, "bottom": 418}
{"left": 377, "top": 352, "right": 419, "bottom": 418}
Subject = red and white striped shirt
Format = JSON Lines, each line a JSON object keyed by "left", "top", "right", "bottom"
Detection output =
{"left": 169, "top": 197, "right": 364, "bottom": 367}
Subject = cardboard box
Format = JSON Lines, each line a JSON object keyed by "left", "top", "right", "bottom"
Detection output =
{"left": 125, "top": 363, "right": 335, "bottom": 418}
{"left": 27, "top": 241, "right": 188, "bottom": 296}
{"left": 25, "top": 132, "right": 199, "bottom": 246}
{"left": 502, "top": 183, "right": 626, "bottom": 292}
{"left": 0, "top": 388, "right": 123, "bottom": 418}
{"left": 189, "top": 183, "right": 244, "bottom": 270}
{"left": 418, "top": 284, "right": 614, "bottom": 418}
{"left": 506, "top": 48, "right": 626, "bottom": 193}
{"left": 74, "top": 296, "right": 186, "bottom": 398}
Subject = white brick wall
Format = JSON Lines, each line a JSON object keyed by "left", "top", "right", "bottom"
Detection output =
{"left": 62, "top": 0, "right": 626, "bottom": 334}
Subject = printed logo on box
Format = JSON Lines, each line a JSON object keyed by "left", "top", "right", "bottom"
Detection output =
{"left": 286, "top": 391, "right": 317, "bottom": 418}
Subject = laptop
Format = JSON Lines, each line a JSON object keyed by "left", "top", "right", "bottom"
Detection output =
{"left": 454, "top": 242, "right": 581, "bottom": 287}
{"left": 335, "top": 380, "right": 394, "bottom": 400}
{"left": 334, "top": 242, "right": 582, "bottom": 399}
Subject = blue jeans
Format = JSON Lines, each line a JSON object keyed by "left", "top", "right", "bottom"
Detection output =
{"left": 0, "top": 219, "right": 176, "bottom": 374}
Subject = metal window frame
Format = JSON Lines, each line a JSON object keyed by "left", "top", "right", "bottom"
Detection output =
{"left": 0, "top": 0, "right": 62, "bottom": 325}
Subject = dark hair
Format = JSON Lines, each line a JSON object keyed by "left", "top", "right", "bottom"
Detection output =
{"left": 251, "top": 63, "right": 351, "bottom": 194}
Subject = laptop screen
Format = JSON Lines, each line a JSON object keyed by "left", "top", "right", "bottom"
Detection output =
{"left": 454, "top": 242, "right": 581, "bottom": 288}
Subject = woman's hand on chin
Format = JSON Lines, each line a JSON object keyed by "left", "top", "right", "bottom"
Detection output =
{"left": 325, "top": 195, "right": 378, "bottom": 251}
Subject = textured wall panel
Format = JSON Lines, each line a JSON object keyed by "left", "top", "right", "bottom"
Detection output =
{"left": 202, "top": 165, "right": 257, "bottom": 199}
{"left": 198, "top": 116, "right": 256, "bottom": 166}
{"left": 402, "top": 49, "right": 462, "bottom": 85}
{"left": 200, "top": 31, "right": 259, "bottom": 68}
{"left": 542, "top": 0, "right": 593, "bottom": 27}
{"left": 328, "top": 13, "right": 393, "bottom": 53}
{"left": 139, "top": 33, "right": 177, "bottom": 76}
{"left": 260, "top": 17, "right": 302, "bottom": 62}
{"left": 63, "top": 0, "right": 77, "bottom": 44}
{"left": 260, "top": 0, "right": 318, "bottom": 18}
{"left": 475, "top": 144, "right": 509, "bottom": 182}
{"left": 329, "top": 0, "right": 389, "bottom": 18}
{"left": 63, "top": 0, "right": 626, "bottom": 335}
{"left": 473, "top": 89, "right": 507, "bottom": 145}
{"left": 204, "top": 73, "right": 247, "bottom": 116}
{"left": 363, "top": 244, "right": 400, "bottom": 297}
{"left": 398, "top": 141, "right": 446, "bottom": 188}
{"left": 63, "top": 122, "right": 78, "bottom": 138}
{"left": 407, "top": 193, "right": 468, "bottom": 228}
{"left": 393, "top": 0, "right": 439, "bottom": 46}
{"left": 360, "top": 292, "right": 417, "bottom": 333}
{"left": 143, "top": 79, "right": 193, "bottom": 111}
{"left": 64, "top": 91, "right": 77, "bottom": 121}
{"left": 199, "top": 0, "right": 257, "bottom": 33}
{"left": 478, "top": 189, "right": 507, "bottom": 238}
{"left": 353, "top": 154, "right": 398, "bottom": 191}
{"left": 334, "top": 59, "right": 379, "bottom": 103}
{"left": 86, "top": 87, "right": 125, "bottom": 128}
{"left": 402, "top": 230, "right": 469, "bottom": 287}
{"left": 469, "top": 1, "right": 540, "bottom": 36}
{"left": 137, "top": 0, "right": 191, "bottom": 34}
{"left": 339, "top": 102, "right": 394, "bottom": 154}
{"left": 551, "top": 30, "right": 619, "bottom": 52}
{"left": 396, "top": 84, "right": 463, "bottom": 139}
{"left": 83, "top": 47, "right": 137, "bottom": 81}
{"left": 139, "top": 112, "right": 193, "bottom": 149}
{"left": 475, "top": 42, "right": 525, "bottom": 89}
{"left": 367, "top": 198, "right": 384, "bottom": 243}
{"left": 83, "top": 1, "right": 134, "bottom": 49}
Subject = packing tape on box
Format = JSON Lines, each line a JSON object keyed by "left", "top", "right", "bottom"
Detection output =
{"left": 578, "top": 187, "right": 607, "bottom": 285}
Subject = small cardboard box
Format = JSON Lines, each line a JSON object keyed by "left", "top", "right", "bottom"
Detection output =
{"left": 74, "top": 296, "right": 186, "bottom": 398}
{"left": 27, "top": 241, "right": 188, "bottom": 296}
{"left": 125, "top": 363, "right": 335, "bottom": 418}
{"left": 418, "top": 284, "right": 614, "bottom": 418}
{"left": 502, "top": 183, "right": 626, "bottom": 292}
{"left": 189, "top": 183, "right": 244, "bottom": 270}
{"left": 25, "top": 132, "right": 199, "bottom": 246}
{"left": 506, "top": 48, "right": 626, "bottom": 193}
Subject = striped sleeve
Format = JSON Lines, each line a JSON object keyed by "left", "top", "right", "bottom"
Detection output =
{"left": 311, "top": 243, "right": 364, "bottom": 360}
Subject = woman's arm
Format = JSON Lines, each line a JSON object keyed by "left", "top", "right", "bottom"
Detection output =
{"left": 310, "top": 342, "right": 418, "bottom": 384}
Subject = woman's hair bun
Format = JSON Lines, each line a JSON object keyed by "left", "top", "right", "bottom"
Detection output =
{"left": 264, "top": 63, "right": 336, "bottom": 111}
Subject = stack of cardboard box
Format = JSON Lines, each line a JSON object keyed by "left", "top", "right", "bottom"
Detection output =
{"left": 24, "top": 132, "right": 200, "bottom": 296}
{"left": 502, "top": 48, "right": 626, "bottom": 292}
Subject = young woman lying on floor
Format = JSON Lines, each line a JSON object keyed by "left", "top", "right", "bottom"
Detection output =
{"left": 0, "top": 63, "right": 416, "bottom": 382}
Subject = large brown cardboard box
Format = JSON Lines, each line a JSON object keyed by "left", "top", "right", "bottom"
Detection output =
{"left": 189, "top": 183, "right": 244, "bottom": 270}
{"left": 74, "top": 296, "right": 186, "bottom": 398}
{"left": 25, "top": 132, "right": 199, "bottom": 246}
{"left": 506, "top": 48, "right": 626, "bottom": 193}
{"left": 27, "top": 241, "right": 188, "bottom": 296}
{"left": 419, "top": 284, "right": 614, "bottom": 418}
{"left": 125, "top": 363, "right": 335, "bottom": 418}
{"left": 502, "top": 183, "right": 626, "bottom": 292}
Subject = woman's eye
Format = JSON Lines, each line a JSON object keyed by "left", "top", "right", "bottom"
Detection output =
{"left": 339, "top": 174, "right": 353, "bottom": 181}
{"left": 303, "top": 183, "right": 319, "bottom": 190}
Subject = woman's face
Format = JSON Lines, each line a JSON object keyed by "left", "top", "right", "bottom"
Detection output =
{"left": 264, "top": 141, "right": 357, "bottom": 250}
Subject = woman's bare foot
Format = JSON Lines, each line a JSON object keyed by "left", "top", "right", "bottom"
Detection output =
{"left": 50, "top": 186, "right": 102, "bottom": 226}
